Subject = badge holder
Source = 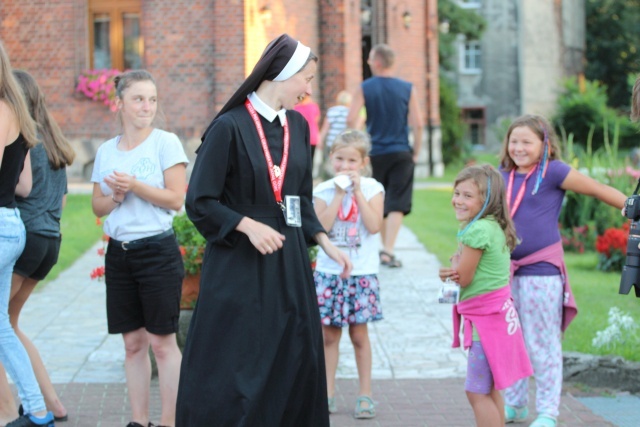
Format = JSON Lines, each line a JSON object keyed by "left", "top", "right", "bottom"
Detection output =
{"left": 438, "top": 278, "right": 460, "bottom": 304}
{"left": 283, "top": 195, "right": 302, "bottom": 227}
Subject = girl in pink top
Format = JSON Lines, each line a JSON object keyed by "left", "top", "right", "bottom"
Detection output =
{"left": 294, "top": 94, "right": 320, "bottom": 159}
{"left": 439, "top": 165, "right": 529, "bottom": 427}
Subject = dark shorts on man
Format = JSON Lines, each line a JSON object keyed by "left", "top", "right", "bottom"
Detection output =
{"left": 13, "top": 232, "right": 61, "bottom": 281}
{"left": 105, "top": 233, "right": 184, "bottom": 335}
{"left": 370, "top": 150, "right": 414, "bottom": 217}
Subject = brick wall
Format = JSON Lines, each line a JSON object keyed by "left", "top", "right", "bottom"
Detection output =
{"left": 1, "top": 0, "right": 438, "bottom": 178}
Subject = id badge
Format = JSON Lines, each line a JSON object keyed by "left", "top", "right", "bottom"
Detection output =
{"left": 283, "top": 195, "right": 302, "bottom": 227}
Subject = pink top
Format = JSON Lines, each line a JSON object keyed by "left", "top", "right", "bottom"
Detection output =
{"left": 294, "top": 102, "right": 320, "bottom": 147}
{"left": 510, "top": 240, "right": 578, "bottom": 331}
{"left": 452, "top": 286, "right": 533, "bottom": 390}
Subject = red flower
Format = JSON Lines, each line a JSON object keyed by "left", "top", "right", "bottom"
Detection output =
{"left": 595, "top": 227, "right": 628, "bottom": 257}
{"left": 90, "top": 265, "right": 106, "bottom": 280}
{"left": 179, "top": 246, "right": 187, "bottom": 256}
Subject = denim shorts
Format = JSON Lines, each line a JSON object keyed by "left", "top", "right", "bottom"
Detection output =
{"left": 105, "top": 232, "right": 184, "bottom": 335}
{"left": 13, "top": 232, "right": 61, "bottom": 281}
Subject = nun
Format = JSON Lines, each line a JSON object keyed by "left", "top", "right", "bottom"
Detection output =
{"left": 176, "top": 34, "right": 352, "bottom": 426}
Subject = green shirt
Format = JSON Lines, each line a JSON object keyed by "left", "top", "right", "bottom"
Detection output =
{"left": 458, "top": 217, "right": 511, "bottom": 302}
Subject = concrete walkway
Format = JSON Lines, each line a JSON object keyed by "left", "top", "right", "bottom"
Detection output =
{"left": 11, "top": 222, "right": 636, "bottom": 426}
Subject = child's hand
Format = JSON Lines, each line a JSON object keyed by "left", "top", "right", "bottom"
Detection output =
{"left": 346, "top": 170, "right": 362, "bottom": 192}
{"left": 439, "top": 267, "right": 460, "bottom": 283}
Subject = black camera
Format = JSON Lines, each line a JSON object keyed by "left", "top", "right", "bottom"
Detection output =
{"left": 620, "top": 179, "right": 640, "bottom": 297}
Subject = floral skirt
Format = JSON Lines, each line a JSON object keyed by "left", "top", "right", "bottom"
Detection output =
{"left": 313, "top": 271, "right": 383, "bottom": 327}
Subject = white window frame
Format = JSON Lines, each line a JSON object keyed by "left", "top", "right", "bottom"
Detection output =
{"left": 459, "top": 41, "right": 482, "bottom": 74}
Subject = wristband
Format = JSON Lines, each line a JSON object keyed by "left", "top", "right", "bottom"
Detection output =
{"left": 112, "top": 194, "right": 122, "bottom": 205}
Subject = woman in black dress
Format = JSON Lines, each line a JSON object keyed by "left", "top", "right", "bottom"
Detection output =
{"left": 176, "top": 34, "right": 351, "bottom": 427}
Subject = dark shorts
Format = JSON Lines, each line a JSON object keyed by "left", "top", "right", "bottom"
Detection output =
{"left": 370, "top": 151, "right": 414, "bottom": 216}
{"left": 465, "top": 341, "right": 494, "bottom": 394}
{"left": 13, "top": 232, "right": 61, "bottom": 281}
{"left": 105, "top": 233, "right": 184, "bottom": 335}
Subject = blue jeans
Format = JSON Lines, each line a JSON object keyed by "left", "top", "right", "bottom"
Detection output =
{"left": 0, "top": 208, "right": 46, "bottom": 414}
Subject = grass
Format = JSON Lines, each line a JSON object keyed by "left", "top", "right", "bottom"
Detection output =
{"left": 405, "top": 188, "right": 640, "bottom": 362}
{"left": 42, "top": 194, "right": 103, "bottom": 284}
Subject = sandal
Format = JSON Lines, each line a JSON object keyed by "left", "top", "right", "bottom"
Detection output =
{"left": 504, "top": 404, "right": 528, "bottom": 423}
{"left": 529, "top": 414, "right": 556, "bottom": 427}
{"left": 327, "top": 397, "right": 337, "bottom": 414}
{"left": 353, "top": 395, "right": 376, "bottom": 419}
{"left": 379, "top": 250, "right": 402, "bottom": 268}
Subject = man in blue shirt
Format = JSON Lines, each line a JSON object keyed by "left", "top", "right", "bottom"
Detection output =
{"left": 347, "top": 44, "right": 423, "bottom": 268}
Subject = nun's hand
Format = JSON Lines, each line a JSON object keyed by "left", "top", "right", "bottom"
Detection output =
{"left": 237, "top": 217, "right": 286, "bottom": 255}
{"left": 314, "top": 233, "right": 352, "bottom": 278}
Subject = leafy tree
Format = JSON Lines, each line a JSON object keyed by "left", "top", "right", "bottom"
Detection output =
{"left": 586, "top": 0, "right": 640, "bottom": 110}
{"left": 438, "top": 0, "right": 486, "bottom": 72}
{"left": 437, "top": 0, "right": 486, "bottom": 164}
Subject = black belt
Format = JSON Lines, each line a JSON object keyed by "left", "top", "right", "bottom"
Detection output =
{"left": 110, "top": 229, "right": 174, "bottom": 251}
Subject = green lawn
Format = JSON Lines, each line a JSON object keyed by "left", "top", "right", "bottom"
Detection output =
{"left": 43, "top": 194, "right": 103, "bottom": 283}
{"left": 405, "top": 188, "right": 640, "bottom": 362}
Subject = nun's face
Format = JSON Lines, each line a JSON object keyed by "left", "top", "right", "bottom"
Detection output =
{"left": 280, "top": 60, "right": 316, "bottom": 110}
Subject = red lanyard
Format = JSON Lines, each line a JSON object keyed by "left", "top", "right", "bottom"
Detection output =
{"left": 245, "top": 99, "right": 289, "bottom": 204}
{"left": 338, "top": 195, "right": 358, "bottom": 223}
{"left": 506, "top": 166, "right": 537, "bottom": 218}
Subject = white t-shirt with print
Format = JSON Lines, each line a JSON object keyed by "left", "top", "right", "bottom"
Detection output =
{"left": 91, "top": 128, "right": 189, "bottom": 241}
{"left": 313, "top": 176, "right": 384, "bottom": 275}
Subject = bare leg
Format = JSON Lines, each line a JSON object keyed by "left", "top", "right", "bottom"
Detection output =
{"left": 466, "top": 389, "right": 503, "bottom": 427}
{"left": 8, "top": 274, "right": 67, "bottom": 419}
{"left": 123, "top": 328, "right": 151, "bottom": 426}
{"left": 322, "top": 326, "right": 342, "bottom": 398}
{"left": 349, "top": 324, "right": 372, "bottom": 408}
{"left": 382, "top": 212, "right": 404, "bottom": 256}
{"left": 148, "top": 332, "right": 182, "bottom": 427}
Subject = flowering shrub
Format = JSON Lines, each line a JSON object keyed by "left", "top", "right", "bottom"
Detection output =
{"left": 592, "top": 307, "right": 638, "bottom": 350}
{"left": 173, "top": 213, "right": 206, "bottom": 276}
{"left": 595, "top": 223, "right": 629, "bottom": 272}
{"left": 75, "top": 69, "right": 121, "bottom": 111}
{"left": 560, "top": 224, "right": 592, "bottom": 253}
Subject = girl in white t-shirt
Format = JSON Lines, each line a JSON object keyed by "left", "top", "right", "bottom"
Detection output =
{"left": 313, "top": 130, "right": 384, "bottom": 419}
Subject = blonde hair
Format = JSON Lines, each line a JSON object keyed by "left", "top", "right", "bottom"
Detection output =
{"left": 454, "top": 164, "right": 518, "bottom": 251}
{"left": 632, "top": 75, "right": 640, "bottom": 122}
{"left": 499, "top": 114, "right": 562, "bottom": 172}
{"left": 336, "top": 90, "right": 352, "bottom": 106}
{"left": 0, "top": 42, "right": 37, "bottom": 148}
{"left": 371, "top": 44, "right": 395, "bottom": 69}
{"left": 13, "top": 70, "right": 75, "bottom": 169}
{"left": 329, "top": 130, "right": 372, "bottom": 176}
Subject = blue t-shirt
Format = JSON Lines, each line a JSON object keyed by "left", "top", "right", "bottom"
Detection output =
{"left": 362, "top": 76, "right": 412, "bottom": 156}
{"left": 500, "top": 160, "right": 571, "bottom": 276}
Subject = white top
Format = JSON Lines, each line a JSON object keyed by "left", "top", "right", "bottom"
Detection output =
{"left": 313, "top": 176, "right": 384, "bottom": 275}
{"left": 91, "top": 128, "right": 189, "bottom": 241}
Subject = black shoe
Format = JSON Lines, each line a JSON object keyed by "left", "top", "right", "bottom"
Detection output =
{"left": 6, "top": 413, "right": 55, "bottom": 427}
{"left": 126, "top": 422, "right": 153, "bottom": 427}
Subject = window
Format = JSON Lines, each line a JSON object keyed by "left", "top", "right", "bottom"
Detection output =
{"left": 89, "top": 0, "right": 142, "bottom": 70}
{"left": 458, "top": 0, "right": 481, "bottom": 9}
{"left": 461, "top": 107, "right": 486, "bottom": 146}
{"left": 460, "top": 41, "right": 481, "bottom": 73}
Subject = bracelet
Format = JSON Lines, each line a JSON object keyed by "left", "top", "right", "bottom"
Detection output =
{"left": 112, "top": 194, "right": 122, "bottom": 205}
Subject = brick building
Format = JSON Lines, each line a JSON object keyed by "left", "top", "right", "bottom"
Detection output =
{"left": 0, "top": 0, "right": 441, "bottom": 179}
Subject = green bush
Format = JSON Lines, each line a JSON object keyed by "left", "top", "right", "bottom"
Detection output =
{"left": 553, "top": 77, "right": 638, "bottom": 151}
{"left": 439, "top": 78, "right": 469, "bottom": 165}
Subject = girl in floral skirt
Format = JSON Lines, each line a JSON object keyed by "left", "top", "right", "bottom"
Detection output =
{"left": 313, "top": 130, "right": 384, "bottom": 419}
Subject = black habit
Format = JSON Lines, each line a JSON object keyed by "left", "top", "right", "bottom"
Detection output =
{"left": 175, "top": 105, "right": 329, "bottom": 427}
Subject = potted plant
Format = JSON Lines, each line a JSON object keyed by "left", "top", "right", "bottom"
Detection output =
{"left": 173, "top": 212, "right": 206, "bottom": 309}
